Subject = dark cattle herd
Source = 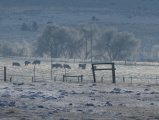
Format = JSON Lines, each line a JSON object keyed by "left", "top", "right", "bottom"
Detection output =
{"left": 52, "top": 63, "right": 63, "bottom": 68}
{"left": 25, "top": 61, "right": 31, "bottom": 66}
{"left": 52, "top": 64, "right": 72, "bottom": 69}
{"left": 32, "top": 60, "right": 41, "bottom": 65}
{"left": 63, "top": 64, "right": 71, "bottom": 69}
{"left": 52, "top": 63, "right": 88, "bottom": 69}
{"left": 12, "top": 61, "right": 89, "bottom": 70}
{"left": 12, "top": 62, "right": 20, "bottom": 66}
{"left": 12, "top": 60, "right": 41, "bottom": 66}
{"left": 79, "top": 64, "right": 86, "bottom": 69}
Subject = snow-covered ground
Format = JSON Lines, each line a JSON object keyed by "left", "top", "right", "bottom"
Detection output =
{"left": 0, "top": 57, "right": 159, "bottom": 119}
{"left": 0, "top": 81, "right": 159, "bottom": 120}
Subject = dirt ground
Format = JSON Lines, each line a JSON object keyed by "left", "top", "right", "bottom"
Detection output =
{"left": 0, "top": 81, "right": 159, "bottom": 120}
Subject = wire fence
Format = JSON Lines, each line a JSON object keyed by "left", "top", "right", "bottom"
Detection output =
{"left": 0, "top": 56, "right": 159, "bottom": 84}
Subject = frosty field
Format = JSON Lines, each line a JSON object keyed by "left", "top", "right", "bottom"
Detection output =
{"left": 1, "top": 57, "right": 159, "bottom": 84}
{"left": 1, "top": 1, "right": 159, "bottom": 119}
{"left": 0, "top": 57, "right": 159, "bottom": 119}
{"left": 1, "top": 81, "right": 159, "bottom": 120}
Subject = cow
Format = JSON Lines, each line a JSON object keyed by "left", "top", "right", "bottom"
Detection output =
{"left": 63, "top": 64, "right": 71, "bottom": 69}
{"left": 25, "top": 61, "right": 31, "bottom": 66}
{"left": 52, "top": 63, "right": 63, "bottom": 68}
{"left": 79, "top": 64, "right": 86, "bottom": 69}
{"left": 32, "top": 60, "right": 40, "bottom": 65}
{"left": 12, "top": 62, "right": 20, "bottom": 66}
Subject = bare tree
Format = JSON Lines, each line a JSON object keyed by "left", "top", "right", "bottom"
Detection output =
{"left": 0, "top": 41, "right": 14, "bottom": 57}
{"left": 35, "top": 24, "right": 82, "bottom": 58}
{"left": 31, "top": 21, "right": 38, "bottom": 31}
{"left": 62, "top": 28, "right": 83, "bottom": 58}
{"left": 20, "top": 22, "right": 31, "bottom": 31}
{"left": 35, "top": 23, "right": 140, "bottom": 61}
{"left": 96, "top": 27, "right": 140, "bottom": 61}
{"left": 77, "top": 23, "right": 99, "bottom": 60}
{"left": 13, "top": 42, "right": 24, "bottom": 56}
{"left": 151, "top": 45, "right": 159, "bottom": 61}
{"left": 95, "top": 27, "right": 117, "bottom": 60}
{"left": 111, "top": 31, "right": 140, "bottom": 60}
{"left": 13, "top": 41, "right": 32, "bottom": 57}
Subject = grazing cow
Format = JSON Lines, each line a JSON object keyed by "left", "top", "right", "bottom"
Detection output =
{"left": 52, "top": 63, "right": 62, "bottom": 68}
{"left": 12, "top": 62, "right": 20, "bottom": 66}
{"left": 32, "top": 60, "right": 40, "bottom": 65}
{"left": 79, "top": 64, "right": 86, "bottom": 69}
{"left": 63, "top": 64, "right": 71, "bottom": 69}
{"left": 25, "top": 61, "right": 31, "bottom": 66}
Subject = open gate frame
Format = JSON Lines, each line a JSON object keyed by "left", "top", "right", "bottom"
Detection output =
{"left": 92, "top": 63, "right": 116, "bottom": 83}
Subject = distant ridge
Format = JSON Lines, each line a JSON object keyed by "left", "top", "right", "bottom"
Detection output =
{"left": 0, "top": 0, "right": 159, "bottom": 11}
{"left": 0, "top": 0, "right": 107, "bottom": 8}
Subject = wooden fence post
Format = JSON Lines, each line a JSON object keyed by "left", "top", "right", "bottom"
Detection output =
{"left": 10, "top": 77, "right": 12, "bottom": 82}
{"left": 112, "top": 63, "right": 116, "bottom": 83}
{"left": 123, "top": 77, "right": 125, "bottom": 83}
{"left": 81, "top": 75, "right": 83, "bottom": 82}
{"left": 54, "top": 76, "right": 56, "bottom": 82}
{"left": 4, "top": 67, "right": 6, "bottom": 82}
{"left": 101, "top": 76, "right": 103, "bottom": 83}
{"left": 32, "top": 77, "right": 34, "bottom": 82}
{"left": 63, "top": 75, "right": 65, "bottom": 82}
{"left": 92, "top": 64, "right": 96, "bottom": 83}
{"left": 34, "top": 65, "right": 35, "bottom": 82}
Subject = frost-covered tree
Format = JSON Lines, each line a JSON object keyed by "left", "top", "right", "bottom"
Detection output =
{"left": 96, "top": 27, "right": 140, "bottom": 61}
{"left": 151, "top": 45, "right": 159, "bottom": 61}
{"left": 20, "top": 22, "right": 30, "bottom": 31}
{"left": 13, "top": 41, "right": 32, "bottom": 57}
{"left": 0, "top": 41, "right": 14, "bottom": 57}
{"left": 95, "top": 27, "right": 117, "bottom": 60}
{"left": 35, "top": 24, "right": 82, "bottom": 58}
{"left": 14, "top": 42, "right": 24, "bottom": 56}
{"left": 77, "top": 23, "right": 99, "bottom": 60}
{"left": 31, "top": 21, "right": 38, "bottom": 31}
{"left": 34, "top": 23, "right": 140, "bottom": 61}
{"left": 62, "top": 28, "right": 83, "bottom": 58}
{"left": 22, "top": 41, "right": 32, "bottom": 57}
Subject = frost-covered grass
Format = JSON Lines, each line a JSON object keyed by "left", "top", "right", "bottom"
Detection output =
{"left": 0, "top": 81, "right": 159, "bottom": 119}
{"left": 1, "top": 57, "right": 159, "bottom": 85}
{"left": 0, "top": 57, "right": 159, "bottom": 119}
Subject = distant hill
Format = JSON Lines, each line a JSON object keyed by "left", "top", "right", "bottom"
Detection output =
{"left": 1, "top": 0, "right": 159, "bottom": 11}
{"left": 0, "top": 0, "right": 159, "bottom": 55}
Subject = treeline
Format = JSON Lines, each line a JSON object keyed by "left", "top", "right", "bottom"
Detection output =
{"left": 0, "top": 41, "right": 31, "bottom": 57}
{"left": 35, "top": 23, "right": 141, "bottom": 61}
{"left": 0, "top": 23, "right": 144, "bottom": 61}
{"left": 20, "top": 21, "right": 38, "bottom": 31}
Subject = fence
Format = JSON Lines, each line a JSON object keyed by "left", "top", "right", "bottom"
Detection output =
{"left": 0, "top": 57, "right": 94, "bottom": 83}
{"left": 114, "top": 60, "right": 159, "bottom": 66}
{"left": 1, "top": 57, "right": 159, "bottom": 84}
